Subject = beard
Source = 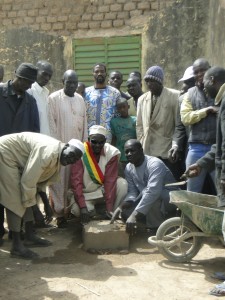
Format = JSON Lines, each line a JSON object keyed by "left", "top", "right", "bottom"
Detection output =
{"left": 96, "top": 76, "right": 105, "bottom": 84}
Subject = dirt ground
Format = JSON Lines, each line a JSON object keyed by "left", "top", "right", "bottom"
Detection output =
{"left": 0, "top": 218, "right": 225, "bottom": 300}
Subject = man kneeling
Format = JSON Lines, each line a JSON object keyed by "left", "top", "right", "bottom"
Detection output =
{"left": 70, "top": 125, "right": 128, "bottom": 224}
{"left": 120, "top": 139, "right": 179, "bottom": 235}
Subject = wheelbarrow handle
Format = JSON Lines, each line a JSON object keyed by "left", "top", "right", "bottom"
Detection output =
{"left": 165, "top": 180, "right": 187, "bottom": 187}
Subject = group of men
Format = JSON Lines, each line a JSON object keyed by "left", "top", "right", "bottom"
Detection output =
{"left": 1, "top": 57, "right": 225, "bottom": 260}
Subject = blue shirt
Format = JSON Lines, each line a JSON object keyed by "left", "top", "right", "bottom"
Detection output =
{"left": 84, "top": 85, "right": 120, "bottom": 142}
{"left": 125, "top": 155, "right": 179, "bottom": 215}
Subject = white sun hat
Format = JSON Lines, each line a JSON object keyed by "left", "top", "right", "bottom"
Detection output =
{"left": 178, "top": 66, "right": 194, "bottom": 82}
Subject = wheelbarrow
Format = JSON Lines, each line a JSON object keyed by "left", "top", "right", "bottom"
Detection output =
{"left": 148, "top": 190, "right": 225, "bottom": 263}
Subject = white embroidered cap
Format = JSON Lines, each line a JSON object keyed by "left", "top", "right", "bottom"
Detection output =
{"left": 68, "top": 139, "right": 85, "bottom": 154}
{"left": 89, "top": 125, "right": 107, "bottom": 137}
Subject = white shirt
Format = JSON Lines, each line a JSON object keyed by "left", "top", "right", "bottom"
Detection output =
{"left": 28, "top": 82, "right": 50, "bottom": 135}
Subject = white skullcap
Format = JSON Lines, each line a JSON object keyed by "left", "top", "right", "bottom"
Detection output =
{"left": 178, "top": 66, "right": 194, "bottom": 82}
{"left": 89, "top": 125, "right": 107, "bottom": 137}
{"left": 68, "top": 139, "right": 85, "bottom": 154}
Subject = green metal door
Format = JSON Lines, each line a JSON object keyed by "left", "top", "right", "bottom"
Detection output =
{"left": 73, "top": 35, "right": 141, "bottom": 89}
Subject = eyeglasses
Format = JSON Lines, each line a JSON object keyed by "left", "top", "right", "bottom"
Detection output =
{"left": 90, "top": 139, "right": 105, "bottom": 145}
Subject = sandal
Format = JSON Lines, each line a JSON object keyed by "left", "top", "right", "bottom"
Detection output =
{"left": 209, "top": 281, "right": 225, "bottom": 296}
{"left": 10, "top": 248, "right": 39, "bottom": 259}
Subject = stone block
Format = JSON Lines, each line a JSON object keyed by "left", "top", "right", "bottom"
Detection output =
{"left": 58, "top": 15, "right": 68, "bottom": 22}
{"left": 13, "top": 19, "right": 23, "bottom": 25}
{"left": 8, "top": 11, "right": 17, "bottom": 18}
{"left": 36, "top": 16, "right": 46, "bottom": 23}
{"left": 52, "top": 22, "right": 64, "bottom": 30}
{"left": 113, "top": 19, "right": 124, "bottom": 27}
{"left": 104, "top": 0, "right": 114, "bottom": 4}
{"left": 24, "top": 17, "right": 34, "bottom": 24}
{"left": 78, "top": 22, "right": 89, "bottom": 29}
{"left": 47, "top": 16, "right": 57, "bottom": 23}
{"left": 23, "top": 2, "right": 33, "bottom": 10}
{"left": 66, "top": 22, "right": 77, "bottom": 30}
{"left": 83, "top": 220, "right": 129, "bottom": 251}
{"left": 130, "top": 10, "right": 142, "bottom": 17}
{"left": 104, "top": 12, "right": 117, "bottom": 20}
{"left": 39, "top": 8, "right": 49, "bottom": 16}
{"left": 68, "top": 14, "right": 81, "bottom": 22}
{"left": 12, "top": 4, "right": 20, "bottom": 11}
{"left": 30, "top": 24, "right": 40, "bottom": 31}
{"left": 86, "top": 5, "right": 97, "bottom": 13}
{"left": 51, "top": 8, "right": 59, "bottom": 15}
{"left": 117, "top": 0, "right": 126, "bottom": 3}
{"left": 138, "top": 2, "right": 151, "bottom": 10}
{"left": 151, "top": 2, "right": 159, "bottom": 10}
{"left": 110, "top": 4, "right": 122, "bottom": 12}
{"left": 3, "top": 19, "right": 12, "bottom": 26}
{"left": 17, "top": 10, "right": 27, "bottom": 17}
{"left": 2, "top": 4, "right": 11, "bottom": 10}
{"left": 117, "top": 11, "right": 129, "bottom": 19}
{"left": 98, "top": 5, "right": 110, "bottom": 13}
{"left": 124, "top": 3, "right": 136, "bottom": 11}
{"left": 89, "top": 21, "right": 101, "bottom": 29}
{"left": 82, "top": 14, "right": 92, "bottom": 21}
{"left": 27, "top": 9, "right": 38, "bottom": 17}
{"left": 41, "top": 23, "right": 52, "bottom": 31}
{"left": 93, "top": 13, "right": 104, "bottom": 21}
{"left": 0, "top": 11, "right": 7, "bottom": 18}
{"left": 101, "top": 20, "right": 112, "bottom": 28}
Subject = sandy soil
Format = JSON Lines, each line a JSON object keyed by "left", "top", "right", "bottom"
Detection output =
{"left": 0, "top": 219, "right": 225, "bottom": 300}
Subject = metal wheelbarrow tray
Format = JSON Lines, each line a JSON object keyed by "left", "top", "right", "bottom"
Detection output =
{"left": 148, "top": 190, "right": 225, "bottom": 263}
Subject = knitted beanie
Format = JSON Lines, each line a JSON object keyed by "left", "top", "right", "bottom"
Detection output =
{"left": 15, "top": 63, "right": 37, "bottom": 82}
{"left": 144, "top": 66, "right": 164, "bottom": 84}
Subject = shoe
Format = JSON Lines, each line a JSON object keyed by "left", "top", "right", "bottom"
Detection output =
{"left": 146, "top": 227, "right": 158, "bottom": 236}
{"left": 24, "top": 236, "right": 52, "bottom": 247}
{"left": 10, "top": 248, "right": 39, "bottom": 259}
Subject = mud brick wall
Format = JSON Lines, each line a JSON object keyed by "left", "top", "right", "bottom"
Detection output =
{"left": 0, "top": 0, "right": 174, "bottom": 36}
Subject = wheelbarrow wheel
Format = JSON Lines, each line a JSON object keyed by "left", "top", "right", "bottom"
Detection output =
{"left": 156, "top": 217, "right": 202, "bottom": 263}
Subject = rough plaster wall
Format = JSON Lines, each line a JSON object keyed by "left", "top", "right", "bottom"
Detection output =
{"left": 0, "top": 28, "right": 66, "bottom": 92}
{"left": 206, "top": 0, "right": 225, "bottom": 67}
{"left": 143, "top": 0, "right": 210, "bottom": 89}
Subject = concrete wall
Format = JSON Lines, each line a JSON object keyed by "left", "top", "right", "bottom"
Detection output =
{"left": 206, "top": 0, "right": 225, "bottom": 67}
{"left": 143, "top": 0, "right": 210, "bottom": 89}
{"left": 0, "top": 0, "right": 224, "bottom": 92}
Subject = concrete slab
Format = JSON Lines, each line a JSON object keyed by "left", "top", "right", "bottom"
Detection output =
{"left": 82, "top": 220, "right": 129, "bottom": 251}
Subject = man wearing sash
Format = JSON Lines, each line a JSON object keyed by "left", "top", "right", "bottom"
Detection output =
{"left": 70, "top": 125, "right": 128, "bottom": 224}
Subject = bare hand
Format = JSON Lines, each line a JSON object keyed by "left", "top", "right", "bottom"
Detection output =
{"left": 80, "top": 207, "right": 90, "bottom": 224}
{"left": 206, "top": 106, "right": 219, "bottom": 115}
{"left": 44, "top": 203, "right": 53, "bottom": 224}
{"left": 168, "top": 145, "right": 180, "bottom": 163}
{"left": 126, "top": 211, "right": 138, "bottom": 236}
{"left": 183, "top": 163, "right": 202, "bottom": 178}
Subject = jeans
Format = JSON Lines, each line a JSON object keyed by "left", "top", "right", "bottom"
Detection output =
{"left": 186, "top": 143, "right": 215, "bottom": 193}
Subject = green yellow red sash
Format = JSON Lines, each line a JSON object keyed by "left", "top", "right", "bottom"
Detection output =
{"left": 83, "top": 142, "right": 104, "bottom": 185}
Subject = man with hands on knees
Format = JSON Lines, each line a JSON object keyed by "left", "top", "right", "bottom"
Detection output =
{"left": 113, "top": 139, "right": 178, "bottom": 236}
{"left": 70, "top": 125, "right": 128, "bottom": 224}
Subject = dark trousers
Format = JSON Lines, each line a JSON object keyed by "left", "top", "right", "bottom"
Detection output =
{"left": 0, "top": 204, "right": 5, "bottom": 238}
